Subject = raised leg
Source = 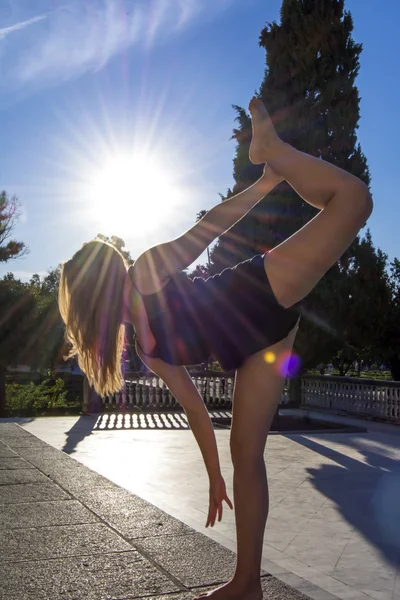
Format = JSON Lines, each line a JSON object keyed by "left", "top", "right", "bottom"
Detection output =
{"left": 195, "top": 323, "right": 298, "bottom": 600}
{"left": 248, "top": 97, "right": 373, "bottom": 308}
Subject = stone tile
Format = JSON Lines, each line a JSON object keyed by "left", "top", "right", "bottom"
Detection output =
{"left": 15, "top": 446, "right": 73, "bottom": 465}
{"left": 331, "top": 567, "right": 395, "bottom": 594}
{"left": 0, "top": 523, "right": 131, "bottom": 562}
{"left": 264, "top": 527, "right": 298, "bottom": 552}
{"left": 0, "top": 551, "right": 182, "bottom": 599}
{"left": 77, "top": 486, "right": 197, "bottom": 539}
{"left": 134, "top": 532, "right": 237, "bottom": 587}
{"left": 33, "top": 459, "right": 117, "bottom": 493}
{"left": 335, "top": 539, "right": 399, "bottom": 573}
{"left": 274, "top": 573, "right": 339, "bottom": 600}
{"left": 0, "top": 482, "right": 70, "bottom": 504}
{"left": 0, "top": 456, "right": 33, "bottom": 469}
{"left": 0, "top": 442, "right": 17, "bottom": 457}
{"left": 190, "top": 578, "right": 313, "bottom": 600}
{"left": 0, "top": 436, "right": 50, "bottom": 449}
{"left": 0, "top": 468, "right": 49, "bottom": 485}
{"left": 0, "top": 500, "right": 98, "bottom": 529}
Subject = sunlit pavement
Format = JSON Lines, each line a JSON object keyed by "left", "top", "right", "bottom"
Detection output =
{"left": 20, "top": 413, "right": 400, "bottom": 600}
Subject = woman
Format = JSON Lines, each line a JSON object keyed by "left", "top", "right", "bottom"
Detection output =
{"left": 59, "top": 98, "right": 372, "bottom": 600}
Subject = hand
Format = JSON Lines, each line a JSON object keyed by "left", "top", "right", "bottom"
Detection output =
{"left": 206, "top": 474, "right": 233, "bottom": 528}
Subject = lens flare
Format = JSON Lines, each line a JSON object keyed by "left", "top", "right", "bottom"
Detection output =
{"left": 264, "top": 351, "right": 276, "bottom": 364}
{"left": 276, "top": 351, "right": 302, "bottom": 378}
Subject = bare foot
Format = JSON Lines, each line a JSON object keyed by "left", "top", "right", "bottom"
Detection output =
{"left": 193, "top": 579, "right": 262, "bottom": 600}
{"left": 248, "top": 97, "right": 282, "bottom": 165}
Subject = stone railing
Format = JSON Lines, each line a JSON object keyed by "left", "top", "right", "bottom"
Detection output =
{"left": 301, "top": 375, "right": 400, "bottom": 421}
{"left": 102, "top": 370, "right": 290, "bottom": 411}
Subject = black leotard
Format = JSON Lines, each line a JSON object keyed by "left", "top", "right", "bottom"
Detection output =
{"left": 131, "top": 254, "right": 301, "bottom": 371}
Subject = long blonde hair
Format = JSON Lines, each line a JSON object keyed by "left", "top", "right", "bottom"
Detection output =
{"left": 58, "top": 240, "right": 128, "bottom": 397}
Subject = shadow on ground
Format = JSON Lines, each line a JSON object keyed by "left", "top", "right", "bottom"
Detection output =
{"left": 292, "top": 434, "right": 400, "bottom": 566}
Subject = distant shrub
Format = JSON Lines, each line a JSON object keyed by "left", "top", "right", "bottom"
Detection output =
{"left": 6, "top": 378, "right": 68, "bottom": 412}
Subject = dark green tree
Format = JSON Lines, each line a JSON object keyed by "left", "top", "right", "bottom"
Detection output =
{"left": 212, "top": 0, "right": 370, "bottom": 270}
{"left": 201, "top": 0, "right": 377, "bottom": 384}
{"left": 380, "top": 258, "right": 400, "bottom": 380}
{"left": 96, "top": 233, "right": 134, "bottom": 265}
{"left": 0, "top": 275, "right": 36, "bottom": 415}
{"left": 0, "top": 191, "right": 27, "bottom": 262}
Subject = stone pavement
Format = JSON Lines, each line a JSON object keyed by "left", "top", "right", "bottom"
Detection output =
{"left": 17, "top": 412, "right": 400, "bottom": 600}
{"left": 0, "top": 423, "right": 312, "bottom": 600}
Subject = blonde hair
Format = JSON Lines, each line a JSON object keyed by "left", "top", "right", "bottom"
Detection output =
{"left": 59, "top": 240, "right": 128, "bottom": 397}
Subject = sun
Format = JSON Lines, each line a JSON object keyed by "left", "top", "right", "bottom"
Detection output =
{"left": 83, "top": 152, "right": 184, "bottom": 238}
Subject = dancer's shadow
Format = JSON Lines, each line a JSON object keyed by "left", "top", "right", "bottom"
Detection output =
{"left": 62, "top": 415, "right": 99, "bottom": 455}
{"left": 291, "top": 434, "right": 400, "bottom": 566}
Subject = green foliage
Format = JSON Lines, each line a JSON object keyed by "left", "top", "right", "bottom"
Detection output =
{"left": 96, "top": 233, "right": 134, "bottom": 265}
{"left": 211, "top": 0, "right": 370, "bottom": 273}
{"left": 199, "top": 0, "right": 400, "bottom": 379}
{"left": 6, "top": 378, "right": 68, "bottom": 412}
{"left": 0, "top": 191, "right": 27, "bottom": 262}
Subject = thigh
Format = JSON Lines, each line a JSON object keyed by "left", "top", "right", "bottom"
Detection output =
{"left": 230, "top": 321, "right": 299, "bottom": 459}
{"left": 264, "top": 189, "right": 369, "bottom": 309}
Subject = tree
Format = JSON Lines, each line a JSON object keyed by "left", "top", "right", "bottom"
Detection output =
{"left": 212, "top": 0, "right": 369, "bottom": 269}
{"left": 96, "top": 233, "right": 134, "bottom": 265}
{"left": 0, "top": 191, "right": 27, "bottom": 262}
{"left": 28, "top": 267, "right": 66, "bottom": 369}
{"left": 0, "top": 268, "right": 67, "bottom": 416}
{"left": 0, "top": 275, "right": 36, "bottom": 415}
{"left": 380, "top": 258, "right": 400, "bottom": 380}
{"left": 201, "top": 0, "right": 375, "bottom": 382}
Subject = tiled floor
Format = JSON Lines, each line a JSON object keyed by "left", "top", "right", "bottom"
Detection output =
{"left": 19, "top": 415, "right": 400, "bottom": 600}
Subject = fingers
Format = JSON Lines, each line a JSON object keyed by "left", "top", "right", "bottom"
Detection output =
{"left": 206, "top": 503, "right": 217, "bottom": 528}
{"left": 206, "top": 496, "right": 234, "bottom": 528}
{"left": 224, "top": 493, "right": 234, "bottom": 510}
{"left": 218, "top": 501, "right": 223, "bottom": 523}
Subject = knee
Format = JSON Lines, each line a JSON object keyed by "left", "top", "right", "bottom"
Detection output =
{"left": 230, "top": 437, "right": 265, "bottom": 472}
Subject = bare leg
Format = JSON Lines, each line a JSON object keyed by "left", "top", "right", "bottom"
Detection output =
{"left": 248, "top": 97, "right": 373, "bottom": 308}
{"left": 195, "top": 324, "right": 298, "bottom": 600}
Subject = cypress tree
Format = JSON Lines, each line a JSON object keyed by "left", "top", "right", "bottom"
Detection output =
{"left": 210, "top": 0, "right": 370, "bottom": 272}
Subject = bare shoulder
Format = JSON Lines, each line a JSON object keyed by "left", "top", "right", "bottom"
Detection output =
{"left": 129, "top": 251, "right": 170, "bottom": 295}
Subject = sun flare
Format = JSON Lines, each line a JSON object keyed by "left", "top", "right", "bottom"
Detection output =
{"left": 83, "top": 152, "right": 184, "bottom": 238}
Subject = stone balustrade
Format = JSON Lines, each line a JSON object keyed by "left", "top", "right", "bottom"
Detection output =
{"left": 100, "top": 371, "right": 400, "bottom": 422}
{"left": 301, "top": 374, "right": 400, "bottom": 421}
{"left": 102, "top": 370, "right": 236, "bottom": 411}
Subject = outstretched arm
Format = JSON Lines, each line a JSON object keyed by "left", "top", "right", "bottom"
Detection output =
{"left": 134, "top": 166, "right": 282, "bottom": 292}
{"left": 137, "top": 348, "right": 232, "bottom": 526}
{"left": 137, "top": 348, "right": 221, "bottom": 481}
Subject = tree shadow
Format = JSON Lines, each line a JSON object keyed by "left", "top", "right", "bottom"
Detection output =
{"left": 291, "top": 434, "right": 400, "bottom": 566}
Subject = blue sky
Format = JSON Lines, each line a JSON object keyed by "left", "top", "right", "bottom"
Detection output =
{"left": 0, "top": 0, "right": 398, "bottom": 280}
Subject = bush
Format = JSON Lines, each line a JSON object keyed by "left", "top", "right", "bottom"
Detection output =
{"left": 6, "top": 378, "right": 68, "bottom": 412}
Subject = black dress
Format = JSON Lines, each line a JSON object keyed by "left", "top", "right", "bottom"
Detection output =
{"left": 132, "top": 253, "right": 301, "bottom": 372}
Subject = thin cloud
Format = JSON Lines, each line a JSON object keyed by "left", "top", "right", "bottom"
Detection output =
{"left": 0, "top": 14, "right": 46, "bottom": 41}
{"left": 1, "top": 0, "right": 236, "bottom": 92}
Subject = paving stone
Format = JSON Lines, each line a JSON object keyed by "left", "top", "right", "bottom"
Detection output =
{"left": 0, "top": 522, "right": 132, "bottom": 562}
{"left": 189, "top": 578, "right": 312, "bottom": 600}
{"left": 134, "top": 532, "right": 237, "bottom": 587}
{"left": 0, "top": 441, "right": 17, "bottom": 457}
{"left": 0, "top": 456, "right": 33, "bottom": 469}
{"left": 32, "top": 458, "right": 118, "bottom": 493}
{"left": 15, "top": 446, "right": 74, "bottom": 465}
{"left": 0, "top": 423, "right": 22, "bottom": 435}
{"left": 0, "top": 499, "right": 98, "bottom": 529}
{"left": 0, "top": 551, "right": 182, "bottom": 599}
{"left": 77, "top": 486, "right": 197, "bottom": 539}
{"left": 0, "top": 435, "right": 50, "bottom": 449}
{"left": 0, "top": 482, "right": 70, "bottom": 504}
{"left": 0, "top": 468, "right": 49, "bottom": 485}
